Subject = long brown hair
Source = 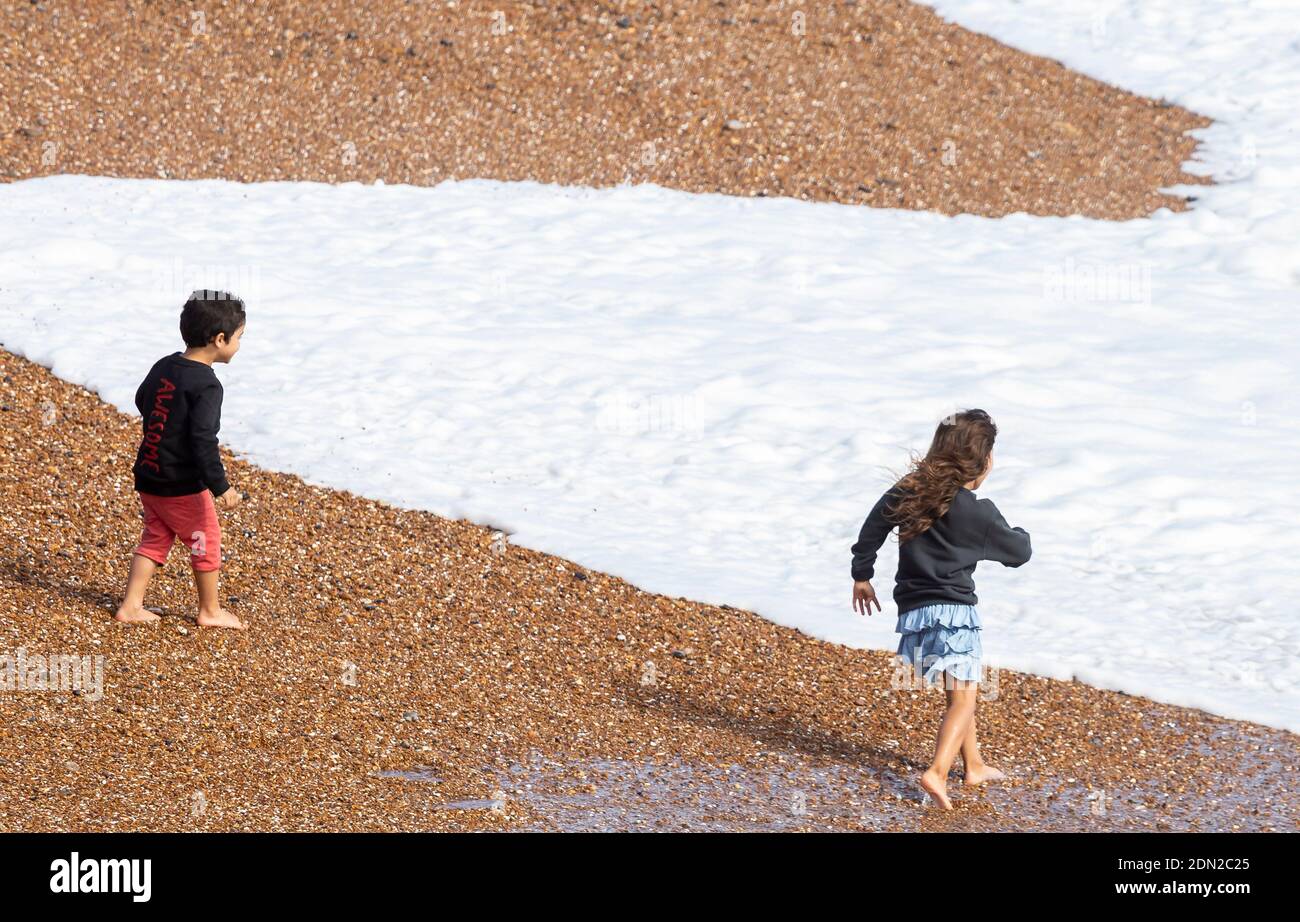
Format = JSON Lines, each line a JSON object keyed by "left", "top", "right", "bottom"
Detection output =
{"left": 888, "top": 409, "right": 997, "bottom": 542}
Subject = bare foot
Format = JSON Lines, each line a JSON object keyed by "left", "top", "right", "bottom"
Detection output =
{"left": 919, "top": 768, "right": 953, "bottom": 810}
{"left": 197, "top": 607, "right": 245, "bottom": 630}
{"left": 962, "top": 764, "right": 1007, "bottom": 786}
{"left": 114, "top": 604, "right": 160, "bottom": 624}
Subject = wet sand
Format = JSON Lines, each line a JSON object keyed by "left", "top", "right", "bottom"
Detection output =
{"left": 0, "top": 349, "right": 1294, "bottom": 831}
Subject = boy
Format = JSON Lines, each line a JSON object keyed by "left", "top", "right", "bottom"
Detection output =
{"left": 115, "top": 290, "right": 246, "bottom": 629}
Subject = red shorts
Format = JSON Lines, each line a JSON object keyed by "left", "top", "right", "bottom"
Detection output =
{"left": 134, "top": 490, "right": 222, "bottom": 572}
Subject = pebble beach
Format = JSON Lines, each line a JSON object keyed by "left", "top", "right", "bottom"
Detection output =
{"left": 2, "top": 0, "right": 1207, "bottom": 218}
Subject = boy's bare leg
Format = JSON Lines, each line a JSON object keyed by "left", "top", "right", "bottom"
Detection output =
{"left": 194, "top": 567, "right": 244, "bottom": 629}
{"left": 114, "top": 553, "right": 161, "bottom": 623}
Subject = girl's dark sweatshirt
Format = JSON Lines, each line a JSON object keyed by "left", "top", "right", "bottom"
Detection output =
{"left": 851, "top": 483, "right": 1031, "bottom": 613}
{"left": 131, "top": 352, "right": 231, "bottom": 498}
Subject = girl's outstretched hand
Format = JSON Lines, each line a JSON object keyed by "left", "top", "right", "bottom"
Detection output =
{"left": 853, "top": 580, "right": 881, "bottom": 616}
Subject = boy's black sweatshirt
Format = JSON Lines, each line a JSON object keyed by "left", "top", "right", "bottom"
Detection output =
{"left": 851, "top": 482, "right": 1031, "bottom": 613}
{"left": 132, "top": 353, "right": 231, "bottom": 498}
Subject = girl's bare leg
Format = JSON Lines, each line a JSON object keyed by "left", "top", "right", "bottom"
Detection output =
{"left": 114, "top": 553, "right": 161, "bottom": 623}
{"left": 960, "top": 699, "right": 1006, "bottom": 785}
{"left": 918, "top": 672, "right": 977, "bottom": 809}
{"left": 194, "top": 568, "right": 244, "bottom": 629}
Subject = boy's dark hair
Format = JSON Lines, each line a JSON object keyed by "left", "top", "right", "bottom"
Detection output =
{"left": 180, "top": 290, "right": 246, "bottom": 348}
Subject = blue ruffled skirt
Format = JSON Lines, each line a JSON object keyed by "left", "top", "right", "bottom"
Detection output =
{"left": 895, "top": 602, "right": 982, "bottom": 686}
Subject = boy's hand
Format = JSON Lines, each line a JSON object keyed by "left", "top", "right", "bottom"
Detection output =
{"left": 217, "top": 488, "right": 243, "bottom": 510}
{"left": 853, "top": 580, "right": 881, "bottom": 616}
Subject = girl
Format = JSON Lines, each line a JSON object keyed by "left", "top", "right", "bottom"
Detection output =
{"left": 850, "top": 409, "right": 1031, "bottom": 809}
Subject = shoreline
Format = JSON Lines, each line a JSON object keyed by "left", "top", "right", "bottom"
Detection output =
{"left": 1, "top": 348, "right": 1294, "bottom": 832}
